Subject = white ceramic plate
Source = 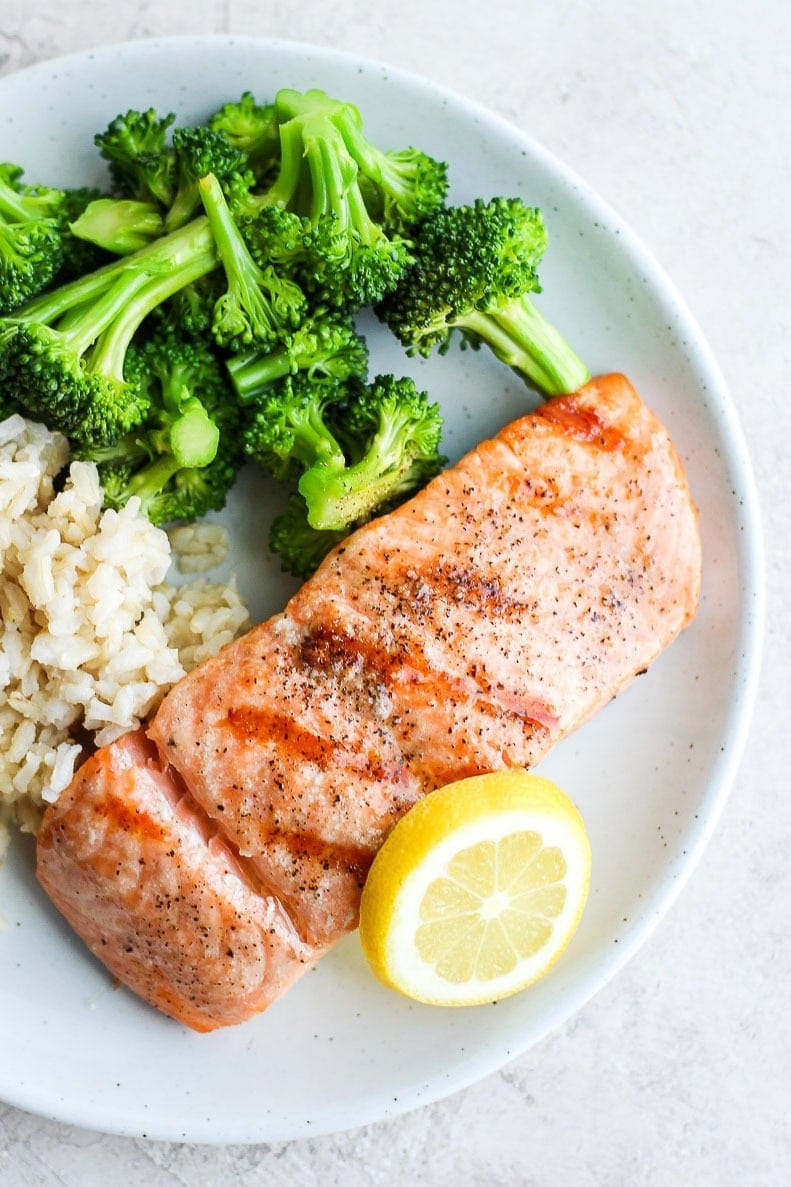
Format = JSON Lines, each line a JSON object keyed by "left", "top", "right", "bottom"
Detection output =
{"left": 0, "top": 37, "right": 763, "bottom": 1142}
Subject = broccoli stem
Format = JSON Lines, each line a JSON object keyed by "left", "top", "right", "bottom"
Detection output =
{"left": 0, "top": 185, "right": 40, "bottom": 223}
{"left": 86, "top": 246, "right": 217, "bottom": 381}
{"left": 127, "top": 453, "right": 183, "bottom": 501}
{"left": 261, "top": 118, "right": 305, "bottom": 209}
{"left": 299, "top": 407, "right": 426, "bottom": 532}
{"left": 126, "top": 403, "right": 220, "bottom": 506}
{"left": 304, "top": 129, "right": 378, "bottom": 243}
{"left": 50, "top": 271, "right": 153, "bottom": 357}
{"left": 69, "top": 198, "right": 165, "bottom": 255}
{"left": 227, "top": 348, "right": 294, "bottom": 396}
{"left": 198, "top": 172, "right": 306, "bottom": 346}
{"left": 299, "top": 452, "right": 417, "bottom": 532}
{"left": 164, "top": 180, "right": 201, "bottom": 235}
{"left": 197, "top": 173, "right": 259, "bottom": 282}
{"left": 332, "top": 107, "right": 399, "bottom": 195}
{"left": 16, "top": 216, "right": 215, "bottom": 325}
{"left": 461, "top": 295, "right": 590, "bottom": 395}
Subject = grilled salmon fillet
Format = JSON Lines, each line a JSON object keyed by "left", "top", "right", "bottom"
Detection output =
{"left": 37, "top": 374, "right": 701, "bottom": 1031}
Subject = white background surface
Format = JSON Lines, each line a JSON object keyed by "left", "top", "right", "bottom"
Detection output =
{"left": 0, "top": 2, "right": 787, "bottom": 1184}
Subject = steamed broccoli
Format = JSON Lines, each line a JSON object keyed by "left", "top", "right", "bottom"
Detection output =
{"left": 78, "top": 327, "right": 242, "bottom": 523}
{"left": 242, "top": 373, "right": 347, "bottom": 482}
{"left": 0, "top": 164, "right": 66, "bottom": 313}
{"left": 377, "top": 197, "right": 590, "bottom": 396}
{"left": 297, "top": 373, "right": 444, "bottom": 530}
{"left": 95, "top": 108, "right": 177, "bottom": 206}
{"left": 208, "top": 92, "right": 280, "bottom": 184}
{"left": 244, "top": 371, "right": 443, "bottom": 541}
{"left": 165, "top": 125, "right": 252, "bottom": 233}
{"left": 69, "top": 198, "right": 165, "bottom": 255}
{"left": 236, "top": 87, "right": 446, "bottom": 309}
{"left": 158, "top": 271, "right": 227, "bottom": 337}
{"left": 0, "top": 171, "right": 110, "bottom": 307}
{"left": 227, "top": 312, "right": 368, "bottom": 403}
{"left": 56, "top": 186, "right": 113, "bottom": 280}
{"left": 94, "top": 112, "right": 251, "bottom": 233}
{"left": 0, "top": 215, "right": 218, "bottom": 445}
{"left": 269, "top": 491, "right": 347, "bottom": 578}
{"left": 197, "top": 171, "right": 307, "bottom": 351}
{"left": 285, "top": 91, "right": 448, "bottom": 233}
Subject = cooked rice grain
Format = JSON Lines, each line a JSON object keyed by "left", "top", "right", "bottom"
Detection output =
{"left": 0, "top": 415, "right": 249, "bottom": 855}
{"left": 167, "top": 522, "right": 229, "bottom": 573}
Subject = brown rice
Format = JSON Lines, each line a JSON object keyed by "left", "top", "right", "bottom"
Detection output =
{"left": 0, "top": 414, "right": 249, "bottom": 856}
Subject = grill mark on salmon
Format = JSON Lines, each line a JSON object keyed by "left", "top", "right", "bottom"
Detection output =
{"left": 225, "top": 706, "right": 342, "bottom": 768}
{"left": 36, "top": 374, "right": 702, "bottom": 1031}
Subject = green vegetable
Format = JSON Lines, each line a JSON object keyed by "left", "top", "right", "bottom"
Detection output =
{"left": 208, "top": 92, "right": 280, "bottom": 183}
{"left": 269, "top": 492, "right": 347, "bottom": 578}
{"left": 297, "top": 373, "right": 444, "bottom": 531}
{"left": 77, "top": 326, "right": 242, "bottom": 524}
{"left": 1, "top": 89, "right": 588, "bottom": 566}
{"left": 165, "top": 125, "right": 252, "bottom": 233}
{"left": 56, "top": 187, "right": 113, "bottom": 281}
{"left": 0, "top": 164, "right": 66, "bottom": 313}
{"left": 243, "top": 373, "right": 348, "bottom": 483}
{"left": 94, "top": 108, "right": 177, "bottom": 206}
{"left": 0, "top": 216, "right": 218, "bottom": 445}
{"left": 235, "top": 87, "right": 447, "bottom": 309}
{"left": 245, "top": 372, "right": 444, "bottom": 548}
{"left": 227, "top": 313, "right": 368, "bottom": 403}
{"left": 274, "top": 88, "right": 448, "bottom": 233}
{"left": 197, "top": 171, "right": 307, "bottom": 351}
{"left": 69, "top": 198, "right": 165, "bottom": 254}
{"left": 378, "top": 197, "right": 590, "bottom": 396}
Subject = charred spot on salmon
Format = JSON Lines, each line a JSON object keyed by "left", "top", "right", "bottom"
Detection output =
{"left": 298, "top": 623, "right": 405, "bottom": 682}
{"left": 225, "top": 706, "right": 340, "bottom": 769}
{"left": 540, "top": 397, "right": 626, "bottom": 450}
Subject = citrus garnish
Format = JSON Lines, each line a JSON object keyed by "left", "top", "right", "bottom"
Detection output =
{"left": 359, "top": 770, "right": 591, "bottom": 1006}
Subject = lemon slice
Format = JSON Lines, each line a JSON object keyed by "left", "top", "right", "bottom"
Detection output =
{"left": 359, "top": 770, "right": 591, "bottom": 1006}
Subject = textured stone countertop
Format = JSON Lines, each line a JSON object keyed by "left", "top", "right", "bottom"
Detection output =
{"left": 0, "top": 2, "right": 788, "bottom": 1183}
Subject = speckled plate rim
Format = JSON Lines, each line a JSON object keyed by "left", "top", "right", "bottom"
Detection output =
{"left": 0, "top": 34, "right": 764, "bottom": 1142}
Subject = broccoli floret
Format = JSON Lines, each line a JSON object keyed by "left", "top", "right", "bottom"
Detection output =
{"left": 95, "top": 111, "right": 257, "bottom": 235}
{"left": 309, "top": 97, "right": 448, "bottom": 232}
{"left": 0, "top": 215, "right": 218, "bottom": 445}
{"left": 0, "top": 375, "right": 21, "bottom": 419}
{"left": 227, "top": 313, "right": 368, "bottom": 403}
{"left": 378, "top": 197, "right": 590, "bottom": 396}
{"left": 0, "top": 163, "right": 66, "bottom": 222}
{"left": 235, "top": 205, "right": 312, "bottom": 279}
{"left": 209, "top": 92, "right": 280, "bottom": 184}
{"left": 0, "top": 219, "right": 62, "bottom": 315}
{"left": 242, "top": 373, "right": 347, "bottom": 482}
{"left": 69, "top": 198, "right": 165, "bottom": 254}
{"left": 197, "top": 171, "right": 307, "bottom": 351}
{"left": 79, "top": 327, "right": 242, "bottom": 524}
{"left": 244, "top": 372, "right": 443, "bottom": 532}
{"left": 0, "top": 164, "right": 66, "bottom": 313}
{"left": 158, "top": 271, "right": 227, "bottom": 338}
{"left": 0, "top": 169, "right": 110, "bottom": 304}
{"left": 237, "top": 88, "right": 426, "bottom": 310}
{"left": 95, "top": 109, "right": 177, "bottom": 206}
{"left": 269, "top": 491, "right": 346, "bottom": 578}
{"left": 165, "top": 125, "right": 252, "bottom": 233}
{"left": 298, "top": 374, "right": 444, "bottom": 531}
